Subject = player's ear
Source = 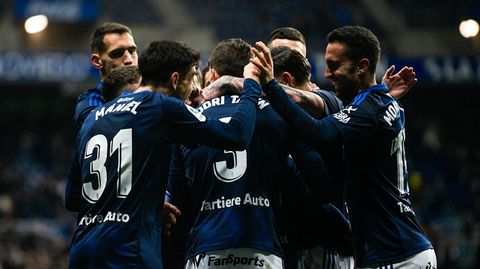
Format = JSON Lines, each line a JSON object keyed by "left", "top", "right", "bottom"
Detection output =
{"left": 91, "top": 54, "right": 103, "bottom": 69}
{"left": 210, "top": 68, "right": 220, "bottom": 81}
{"left": 169, "top": 72, "right": 180, "bottom": 90}
{"left": 357, "top": 58, "right": 369, "bottom": 75}
{"left": 280, "top": 72, "right": 294, "bottom": 87}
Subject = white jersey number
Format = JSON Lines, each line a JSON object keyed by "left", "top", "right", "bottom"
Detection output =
{"left": 213, "top": 117, "right": 247, "bottom": 183}
{"left": 83, "top": 128, "right": 133, "bottom": 203}
{"left": 391, "top": 129, "right": 409, "bottom": 195}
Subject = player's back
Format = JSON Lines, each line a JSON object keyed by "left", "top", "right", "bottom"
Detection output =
{"left": 70, "top": 91, "right": 186, "bottom": 269}
{"left": 169, "top": 95, "right": 294, "bottom": 260}
{"left": 327, "top": 85, "right": 433, "bottom": 266}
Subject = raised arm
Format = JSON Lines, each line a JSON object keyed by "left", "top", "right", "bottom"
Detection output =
{"left": 382, "top": 65, "right": 417, "bottom": 99}
{"left": 280, "top": 83, "right": 326, "bottom": 118}
{"left": 249, "top": 41, "right": 340, "bottom": 145}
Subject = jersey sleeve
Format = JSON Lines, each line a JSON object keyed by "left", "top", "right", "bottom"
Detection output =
{"left": 65, "top": 150, "right": 86, "bottom": 212}
{"left": 263, "top": 79, "right": 342, "bottom": 146}
{"left": 166, "top": 78, "right": 261, "bottom": 150}
{"left": 73, "top": 87, "right": 105, "bottom": 137}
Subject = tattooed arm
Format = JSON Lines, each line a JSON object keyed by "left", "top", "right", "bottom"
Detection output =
{"left": 280, "top": 83, "right": 326, "bottom": 119}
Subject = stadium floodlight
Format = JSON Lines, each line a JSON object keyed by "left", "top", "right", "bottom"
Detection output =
{"left": 459, "top": 19, "right": 479, "bottom": 38}
{"left": 24, "top": 15, "right": 49, "bottom": 34}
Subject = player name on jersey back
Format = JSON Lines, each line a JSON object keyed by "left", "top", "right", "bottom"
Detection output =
{"left": 95, "top": 97, "right": 142, "bottom": 120}
{"left": 197, "top": 95, "right": 270, "bottom": 114}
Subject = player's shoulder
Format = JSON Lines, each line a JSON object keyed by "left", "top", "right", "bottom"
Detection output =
{"left": 312, "top": 88, "right": 343, "bottom": 115}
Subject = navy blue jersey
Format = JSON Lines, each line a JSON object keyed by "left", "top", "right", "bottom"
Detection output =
{"left": 67, "top": 79, "right": 261, "bottom": 269}
{"left": 167, "top": 95, "right": 331, "bottom": 261}
{"left": 263, "top": 80, "right": 432, "bottom": 267}
{"left": 73, "top": 81, "right": 105, "bottom": 137}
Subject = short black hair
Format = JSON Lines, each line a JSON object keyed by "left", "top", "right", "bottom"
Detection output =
{"left": 103, "top": 65, "right": 141, "bottom": 101}
{"left": 209, "top": 38, "right": 252, "bottom": 77}
{"left": 268, "top": 27, "right": 306, "bottom": 46}
{"left": 90, "top": 22, "right": 133, "bottom": 53}
{"left": 138, "top": 40, "right": 200, "bottom": 88}
{"left": 271, "top": 46, "right": 311, "bottom": 85}
{"left": 327, "top": 26, "right": 380, "bottom": 73}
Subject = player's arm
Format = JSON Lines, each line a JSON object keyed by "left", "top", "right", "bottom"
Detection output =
{"left": 164, "top": 144, "right": 187, "bottom": 236}
{"left": 201, "top": 75, "right": 244, "bottom": 101}
{"left": 73, "top": 87, "right": 105, "bottom": 136}
{"left": 65, "top": 151, "right": 85, "bottom": 212}
{"left": 280, "top": 83, "right": 326, "bottom": 119}
{"left": 250, "top": 41, "right": 341, "bottom": 145}
{"left": 382, "top": 65, "right": 417, "bottom": 99}
{"left": 167, "top": 64, "right": 262, "bottom": 150}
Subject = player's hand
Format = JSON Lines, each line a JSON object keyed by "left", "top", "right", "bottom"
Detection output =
{"left": 382, "top": 65, "right": 417, "bottom": 99}
{"left": 163, "top": 201, "right": 181, "bottom": 236}
{"left": 250, "top": 41, "right": 274, "bottom": 85}
{"left": 243, "top": 62, "right": 261, "bottom": 84}
{"left": 307, "top": 81, "right": 319, "bottom": 90}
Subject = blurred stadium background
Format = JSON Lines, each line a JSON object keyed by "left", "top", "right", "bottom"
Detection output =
{"left": 0, "top": 0, "right": 479, "bottom": 268}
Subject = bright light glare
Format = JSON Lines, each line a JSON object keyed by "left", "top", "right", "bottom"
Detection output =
{"left": 459, "top": 19, "right": 479, "bottom": 38}
{"left": 24, "top": 15, "right": 49, "bottom": 34}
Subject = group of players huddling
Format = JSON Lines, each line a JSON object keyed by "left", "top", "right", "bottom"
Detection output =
{"left": 65, "top": 22, "right": 437, "bottom": 269}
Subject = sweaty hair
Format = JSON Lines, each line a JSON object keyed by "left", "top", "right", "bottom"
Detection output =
{"left": 209, "top": 38, "right": 252, "bottom": 77}
{"left": 327, "top": 26, "right": 380, "bottom": 74}
{"left": 271, "top": 46, "right": 311, "bottom": 85}
{"left": 103, "top": 65, "right": 141, "bottom": 102}
{"left": 268, "top": 27, "right": 306, "bottom": 46}
{"left": 90, "top": 22, "right": 133, "bottom": 53}
{"left": 138, "top": 40, "right": 200, "bottom": 88}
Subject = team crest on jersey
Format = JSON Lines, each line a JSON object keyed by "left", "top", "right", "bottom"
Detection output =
{"left": 185, "top": 104, "right": 206, "bottom": 122}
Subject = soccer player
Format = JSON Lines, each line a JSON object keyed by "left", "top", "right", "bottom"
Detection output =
{"left": 268, "top": 28, "right": 416, "bottom": 269}
{"left": 73, "top": 22, "right": 138, "bottom": 136}
{"left": 253, "top": 26, "right": 437, "bottom": 268}
{"left": 66, "top": 22, "right": 139, "bottom": 214}
{"left": 166, "top": 38, "right": 333, "bottom": 269}
{"left": 66, "top": 40, "right": 263, "bottom": 269}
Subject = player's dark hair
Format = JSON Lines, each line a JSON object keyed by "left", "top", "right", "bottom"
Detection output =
{"left": 327, "top": 26, "right": 380, "bottom": 74}
{"left": 138, "top": 40, "right": 200, "bottom": 88}
{"left": 91, "top": 22, "right": 133, "bottom": 53}
{"left": 268, "top": 27, "right": 306, "bottom": 46}
{"left": 103, "top": 65, "right": 141, "bottom": 102}
{"left": 209, "top": 38, "right": 252, "bottom": 77}
{"left": 201, "top": 65, "right": 209, "bottom": 88}
{"left": 271, "top": 46, "right": 311, "bottom": 85}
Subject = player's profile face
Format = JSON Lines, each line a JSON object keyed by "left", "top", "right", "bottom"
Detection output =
{"left": 324, "top": 42, "right": 358, "bottom": 100}
{"left": 177, "top": 66, "right": 197, "bottom": 101}
{"left": 101, "top": 32, "right": 138, "bottom": 76}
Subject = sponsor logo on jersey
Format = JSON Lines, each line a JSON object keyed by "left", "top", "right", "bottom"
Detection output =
{"left": 197, "top": 254, "right": 265, "bottom": 267}
{"left": 333, "top": 106, "right": 357, "bottom": 124}
{"left": 200, "top": 193, "right": 270, "bottom": 211}
{"left": 78, "top": 211, "right": 130, "bottom": 226}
